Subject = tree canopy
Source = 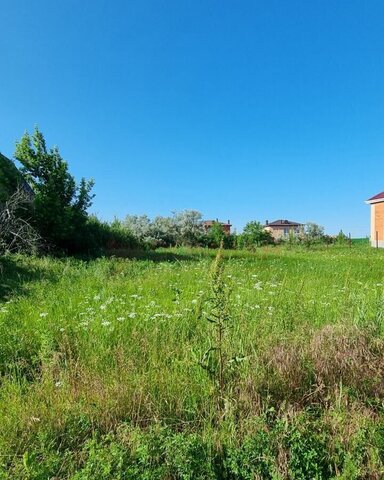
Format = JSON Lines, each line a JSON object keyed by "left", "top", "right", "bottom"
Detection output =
{"left": 14, "top": 127, "right": 94, "bottom": 250}
{"left": 239, "top": 221, "right": 273, "bottom": 249}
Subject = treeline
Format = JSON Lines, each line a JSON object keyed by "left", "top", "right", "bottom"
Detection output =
{"left": 0, "top": 127, "right": 140, "bottom": 255}
{"left": 121, "top": 215, "right": 277, "bottom": 249}
{"left": 121, "top": 212, "right": 236, "bottom": 249}
{"left": 120, "top": 216, "right": 349, "bottom": 250}
{"left": 1, "top": 127, "right": 346, "bottom": 256}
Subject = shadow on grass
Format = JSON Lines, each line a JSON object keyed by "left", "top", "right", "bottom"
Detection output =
{"left": 103, "top": 247, "right": 270, "bottom": 262}
{"left": 0, "top": 256, "right": 58, "bottom": 301}
{"left": 103, "top": 248, "right": 199, "bottom": 263}
{"left": 0, "top": 247, "right": 254, "bottom": 302}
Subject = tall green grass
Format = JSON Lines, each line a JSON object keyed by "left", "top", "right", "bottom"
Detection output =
{"left": 1, "top": 245, "right": 384, "bottom": 478}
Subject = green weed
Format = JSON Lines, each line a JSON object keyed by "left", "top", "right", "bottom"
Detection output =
{"left": 1, "top": 245, "right": 384, "bottom": 477}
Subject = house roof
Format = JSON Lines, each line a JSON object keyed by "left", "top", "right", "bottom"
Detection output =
{"left": 366, "top": 192, "right": 384, "bottom": 203}
{"left": 266, "top": 219, "right": 303, "bottom": 227}
{"left": 204, "top": 220, "right": 231, "bottom": 226}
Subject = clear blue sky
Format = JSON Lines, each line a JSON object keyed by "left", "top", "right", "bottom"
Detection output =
{"left": 1, "top": 0, "right": 383, "bottom": 236}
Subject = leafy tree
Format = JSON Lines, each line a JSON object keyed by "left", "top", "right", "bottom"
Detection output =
{"left": 123, "top": 210, "right": 206, "bottom": 247}
{"left": 336, "top": 230, "right": 348, "bottom": 245}
{"left": 151, "top": 216, "right": 178, "bottom": 247}
{"left": 239, "top": 221, "right": 273, "bottom": 249}
{"left": 123, "top": 215, "right": 152, "bottom": 242}
{"left": 304, "top": 222, "right": 324, "bottom": 240}
{"left": 14, "top": 127, "right": 94, "bottom": 251}
{"left": 124, "top": 214, "right": 177, "bottom": 247}
{"left": 300, "top": 222, "right": 326, "bottom": 247}
{"left": 302, "top": 222, "right": 325, "bottom": 246}
{"left": 207, "top": 221, "right": 226, "bottom": 248}
{"left": 173, "top": 210, "right": 204, "bottom": 246}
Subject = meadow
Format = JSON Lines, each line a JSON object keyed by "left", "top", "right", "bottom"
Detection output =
{"left": 0, "top": 244, "right": 384, "bottom": 479}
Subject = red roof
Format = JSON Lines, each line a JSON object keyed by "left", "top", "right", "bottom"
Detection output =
{"left": 367, "top": 192, "right": 384, "bottom": 202}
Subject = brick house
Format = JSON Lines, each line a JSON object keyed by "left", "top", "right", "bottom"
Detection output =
{"left": 203, "top": 219, "right": 232, "bottom": 235}
{"left": 264, "top": 219, "right": 303, "bottom": 241}
{"left": 366, "top": 191, "right": 384, "bottom": 247}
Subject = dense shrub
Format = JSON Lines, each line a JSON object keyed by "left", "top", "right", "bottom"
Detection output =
{"left": 66, "top": 216, "right": 142, "bottom": 255}
{"left": 237, "top": 221, "right": 274, "bottom": 250}
{"left": 14, "top": 127, "right": 94, "bottom": 254}
{"left": 124, "top": 210, "right": 205, "bottom": 248}
{"left": 3, "top": 418, "right": 383, "bottom": 479}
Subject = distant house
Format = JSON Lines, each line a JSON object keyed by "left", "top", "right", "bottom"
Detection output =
{"left": 365, "top": 192, "right": 384, "bottom": 247}
{"left": 264, "top": 219, "right": 303, "bottom": 241}
{"left": 0, "top": 152, "right": 34, "bottom": 203}
{"left": 204, "top": 219, "right": 232, "bottom": 235}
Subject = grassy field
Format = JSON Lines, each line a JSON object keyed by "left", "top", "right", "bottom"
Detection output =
{"left": 1, "top": 245, "right": 384, "bottom": 479}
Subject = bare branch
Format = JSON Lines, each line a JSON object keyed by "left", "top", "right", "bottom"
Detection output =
{"left": 0, "top": 188, "right": 41, "bottom": 254}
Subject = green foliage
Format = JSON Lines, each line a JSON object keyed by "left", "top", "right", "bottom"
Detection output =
{"left": 1, "top": 246, "right": 384, "bottom": 477}
{"left": 225, "top": 427, "right": 277, "bottom": 479}
{"left": 14, "top": 127, "right": 94, "bottom": 252}
{"left": 336, "top": 230, "right": 348, "bottom": 245}
{"left": 0, "top": 153, "right": 24, "bottom": 204}
{"left": 77, "top": 216, "right": 141, "bottom": 254}
{"left": 124, "top": 210, "right": 205, "bottom": 248}
{"left": 199, "top": 247, "right": 246, "bottom": 421}
{"left": 238, "top": 220, "right": 274, "bottom": 249}
{"left": 3, "top": 416, "right": 383, "bottom": 479}
{"left": 200, "top": 247, "right": 232, "bottom": 407}
{"left": 207, "top": 221, "right": 226, "bottom": 248}
{"left": 302, "top": 222, "right": 326, "bottom": 247}
{"left": 284, "top": 419, "right": 329, "bottom": 479}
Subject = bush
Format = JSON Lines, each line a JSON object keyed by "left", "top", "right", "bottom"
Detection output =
{"left": 238, "top": 221, "right": 274, "bottom": 250}
{"left": 225, "top": 428, "right": 277, "bottom": 479}
{"left": 69, "top": 216, "right": 141, "bottom": 255}
{"left": 14, "top": 127, "right": 94, "bottom": 254}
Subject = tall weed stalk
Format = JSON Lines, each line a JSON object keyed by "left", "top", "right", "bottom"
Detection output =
{"left": 199, "top": 244, "right": 244, "bottom": 420}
